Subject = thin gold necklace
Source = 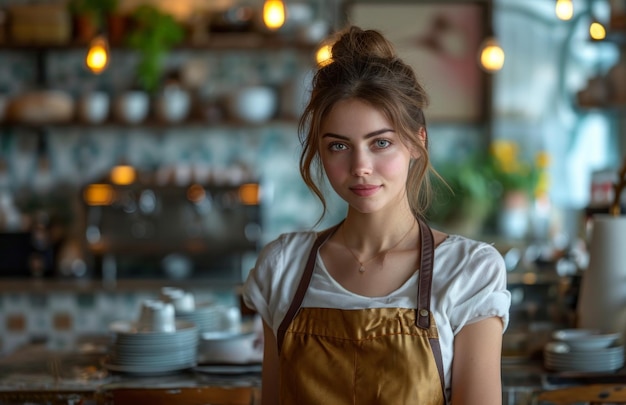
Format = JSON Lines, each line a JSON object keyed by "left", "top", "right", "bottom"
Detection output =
{"left": 341, "top": 220, "right": 416, "bottom": 273}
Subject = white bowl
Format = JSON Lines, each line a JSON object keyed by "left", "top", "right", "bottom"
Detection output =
{"left": 227, "top": 86, "right": 277, "bottom": 124}
{"left": 552, "top": 329, "right": 620, "bottom": 350}
{"left": 198, "top": 330, "right": 261, "bottom": 364}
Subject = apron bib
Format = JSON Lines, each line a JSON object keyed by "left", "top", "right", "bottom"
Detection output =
{"left": 276, "top": 219, "right": 446, "bottom": 405}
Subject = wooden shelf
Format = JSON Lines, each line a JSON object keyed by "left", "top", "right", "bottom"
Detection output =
{"left": 0, "top": 118, "right": 299, "bottom": 132}
{"left": 0, "top": 33, "right": 320, "bottom": 52}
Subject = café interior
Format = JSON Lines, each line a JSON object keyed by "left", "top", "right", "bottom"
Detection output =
{"left": 0, "top": 0, "right": 625, "bottom": 403}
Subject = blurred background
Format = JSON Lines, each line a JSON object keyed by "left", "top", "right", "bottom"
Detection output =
{"left": 0, "top": 1, "right": 624, "bottom": 400}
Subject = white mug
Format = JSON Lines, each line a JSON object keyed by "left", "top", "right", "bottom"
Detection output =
{"left": 137, "top": 300, "right": 176, "bottom": 333}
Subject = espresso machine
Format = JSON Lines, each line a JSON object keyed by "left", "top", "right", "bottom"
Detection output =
{"left": 82, "top": 179, "right": 262, "bottom": 282}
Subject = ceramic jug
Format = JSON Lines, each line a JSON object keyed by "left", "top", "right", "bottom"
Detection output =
{"left": 577, "top": 214, "right": 626, "bottom": 334}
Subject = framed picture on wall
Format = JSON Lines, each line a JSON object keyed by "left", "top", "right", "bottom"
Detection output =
{"left": 345, "top": 1, "right": 490, "bottom": 123}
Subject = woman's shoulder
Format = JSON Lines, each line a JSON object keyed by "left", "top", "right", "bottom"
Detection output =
{"left": 434, "top": 233, "right": 506, "bottom": 282}
{"left": 262, "top": 230, "right": 318, "bottom": 254}
{"left": 437, "top": 234, "right": 503, "bottom": 261}
{"left": 256, "top": 229, "right": 320, "bottom": 272}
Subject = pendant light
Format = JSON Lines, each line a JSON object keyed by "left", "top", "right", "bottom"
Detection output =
{"left": 555, "top": 0, "right": 574, "bottom": 21}
{"left": 589, "top": 20, "right": 607, "bottom": 41}
{"left": 85, "top": 34, "right": 110, "bottom": 74}
{"left": 316, "top": 42, "right": 333, "bottom": 66}
{"left": 479, "top": 36, "right": 505, "bottom": 72}
{"left": 263, "top": 0, "right": 286, "bottom": 31}
{"left": 479, "top": 2, "right": 504, "bottom": 74}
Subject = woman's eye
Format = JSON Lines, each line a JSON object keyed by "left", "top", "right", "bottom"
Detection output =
{"left": 374, "top": 139, "right": 391, "bottom": 149}
{"left": 329, "top": 142, "right": 348, "bottom": 151}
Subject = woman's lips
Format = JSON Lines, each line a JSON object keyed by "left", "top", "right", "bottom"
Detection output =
{"left": 349, "top": 185, "right": 381, "bottom": 197}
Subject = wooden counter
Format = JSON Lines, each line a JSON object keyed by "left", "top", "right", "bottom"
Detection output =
{"left": 2, "top": 336, "right": 623, "bottom": 405}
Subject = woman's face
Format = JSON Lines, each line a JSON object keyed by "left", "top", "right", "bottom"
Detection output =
{"left": 319, "top": 98, "right": 417, "bottom": 214}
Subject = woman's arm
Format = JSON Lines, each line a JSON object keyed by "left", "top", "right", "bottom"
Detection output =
{"left": 261, "top": 321, "right": 280, "bottom": 405}
{"left": 450, "top": 316, "right": 504, "bottom": 405}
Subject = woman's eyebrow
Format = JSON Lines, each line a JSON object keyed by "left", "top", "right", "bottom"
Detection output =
{"left": 321, "top": 128, "right": 395, "bottom": 140}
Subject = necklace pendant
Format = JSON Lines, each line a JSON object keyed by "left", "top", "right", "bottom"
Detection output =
{"left": 358, "top": 265, "right": 365, "bottom": 273}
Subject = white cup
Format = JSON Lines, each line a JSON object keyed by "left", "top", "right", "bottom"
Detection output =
{"left": 78, "top": 91, "right": 110, "bottom": 123}
{"left": 160, "top": 286, "right": 184, "bottom": 300}
{"left": 221, "top": 306, "right": 242, "bottom": 332}
{"left": 160, "top": 287, "right": 196, "bottom": 312}
{"left": 137, "top": 300, "right": 176, "bottom": 333}
{"left": 174, "top": 292, "right": 195, "bottom": 312}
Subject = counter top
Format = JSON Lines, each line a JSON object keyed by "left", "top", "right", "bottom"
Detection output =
{"left": 0, "top": 341, "right": 261, "bottom": 404}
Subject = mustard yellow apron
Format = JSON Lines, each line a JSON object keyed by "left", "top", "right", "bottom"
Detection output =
{"left": 276, "top": 219, "right": 446, "bottom": 404}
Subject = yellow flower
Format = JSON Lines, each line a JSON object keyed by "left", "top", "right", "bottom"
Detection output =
{"left": 535, "top": 151, "right": 550, "bottom": 169}
{"left": 490, "top": 141, "right": 518, "bottom": 165}
{"left": 487, "top": 140, "right": 550, "bottom": 198}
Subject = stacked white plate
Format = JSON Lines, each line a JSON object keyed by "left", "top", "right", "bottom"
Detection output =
{"left": 544, "top": 329, "right": 624, "bottom": 373}
{"left": 105, "top": 319, "right": 198, "bottom": 375}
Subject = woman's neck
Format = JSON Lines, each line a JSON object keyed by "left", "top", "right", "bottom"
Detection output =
{"left": 341, "top": 207, "right": 418, "bottom": 252}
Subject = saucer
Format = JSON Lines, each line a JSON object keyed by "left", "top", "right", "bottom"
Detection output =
{"left": 110, "top": 319, "right": 196, "bottom": 335}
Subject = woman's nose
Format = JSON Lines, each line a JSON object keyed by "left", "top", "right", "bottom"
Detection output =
{"left": 351, "top": 149, "right": 372, "bottom": 176}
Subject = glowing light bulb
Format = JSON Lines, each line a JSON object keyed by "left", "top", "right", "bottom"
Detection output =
{"left": 263, "top": 0, "right": 285, "bottom": 30}
{"left": 316, "top": 44, "right": 332, "bottom": 67}
{"left": 589, "top": 21, "right": 606, "bottom": 40}
{"left": 86, "top": 35, "right": 109, "bottom": 74}
{"left": 479, "top": 37, "right": 505, "bottom": 73}
{"left": 555, "top": 0, "right": 573, "bottom": 21}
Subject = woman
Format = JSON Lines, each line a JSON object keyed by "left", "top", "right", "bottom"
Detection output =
{"left": 243, "top": 26, "right": 511, "bottom": 405}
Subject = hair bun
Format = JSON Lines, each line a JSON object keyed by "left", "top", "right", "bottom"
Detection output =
{"left": 331, "top": 26, "right": 397, "bottom": 62}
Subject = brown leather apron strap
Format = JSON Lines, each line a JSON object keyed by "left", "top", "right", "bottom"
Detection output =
{"left": 276, "top": 225, "right": 339, "bottom": 352}
{"left": 416, "top": 218, "right": 446, "bottom": 400}
{"left": 416, "top": 218, "right": 435, "bottom": 329}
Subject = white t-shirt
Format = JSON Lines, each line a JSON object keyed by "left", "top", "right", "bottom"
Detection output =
{"left": 243, "top": 230, "right": 511, "bottom": 397}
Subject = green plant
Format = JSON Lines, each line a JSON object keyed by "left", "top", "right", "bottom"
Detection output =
{"left": 125, "top": 5, "right": 185, "bottom": 93}
{"left": 428, "top": 156, "right": 495, "bottom": 226}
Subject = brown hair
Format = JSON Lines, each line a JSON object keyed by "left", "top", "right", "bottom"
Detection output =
{"left": 298, "top": 25, "right": 435, "bottom": 221}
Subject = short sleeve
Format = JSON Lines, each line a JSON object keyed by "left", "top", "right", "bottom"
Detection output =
{"left": 241, "top": 232, "right": 317, "bottom": 333}
{"left": 444, "top": 243, "right": 511, "bottom": 335}
{"left": 242, "top": 237, "right": 284, "bottom": 328}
